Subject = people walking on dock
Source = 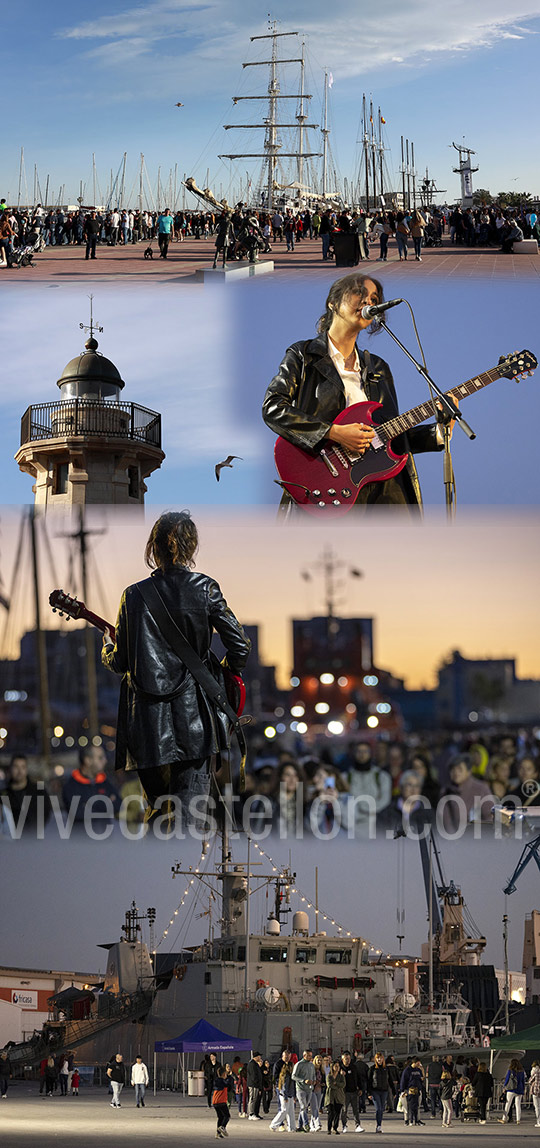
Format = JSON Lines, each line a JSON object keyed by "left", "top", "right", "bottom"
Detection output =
{"left": 107, "top": 1053, "right": 126, "bottom": 1108}
{"left": 498, "top": 1058, "right": 526, "bottom": 1124}
{"left": 131, "top": 1055, "right": 149, "bottom": 1107}
{"left": 213, "top": 1066, "right": 231, "bottom": 1138}
{"left": 270, "top": 1057, "right": 296, "bottom": 1132}
{"left": 292, "top": 1050, "right": 316, "bottom": 1131}
{"left": 325, "top": 1061, "right": 347, "bottom": 1134}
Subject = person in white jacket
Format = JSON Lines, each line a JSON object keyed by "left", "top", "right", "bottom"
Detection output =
{"left": 131, "top": 1056, "right": 149, "bottom": 1108}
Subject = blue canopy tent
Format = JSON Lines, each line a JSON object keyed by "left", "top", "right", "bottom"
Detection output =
{"left": 153, "top": 1019, "right": 252, "bottom": 1095}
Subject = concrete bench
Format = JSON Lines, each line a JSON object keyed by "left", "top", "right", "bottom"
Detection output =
{"left": 512, "top": 239, "right": 538, "bottom": 253}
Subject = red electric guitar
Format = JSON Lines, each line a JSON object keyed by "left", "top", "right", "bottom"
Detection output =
{"left": 49, "top": 588, "right": 246, "bottom": 717}
{"left": 274, "top": 349, "right": 537, "bottom": 516}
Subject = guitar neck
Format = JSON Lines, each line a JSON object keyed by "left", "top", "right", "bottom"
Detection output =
{"left": 82, "top": 607, "right": 111, "bottom": 635}
{"left": 378, "top": 365, "right": 502, "bottom": 442}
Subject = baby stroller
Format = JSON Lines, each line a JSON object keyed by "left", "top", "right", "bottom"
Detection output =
{"left": 460, "top": 1083, "right": 480, "bottom": 1122}
{"left": 424, "top": 222, "right": 442, "bottom": 248}
{"left": 12, "top": 230, "right": 40, "bottom": 268}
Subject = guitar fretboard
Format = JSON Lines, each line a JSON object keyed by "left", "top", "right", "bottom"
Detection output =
{"left": 378, "top": 365, "right": 503, "bottom": 442}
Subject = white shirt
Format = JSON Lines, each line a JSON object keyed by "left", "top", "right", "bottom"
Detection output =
{"left": 327, "top": 338, "right": 368, "bottom": 408}
{"left": 131, "top": 1061, "right": 149, "bottom": 1085}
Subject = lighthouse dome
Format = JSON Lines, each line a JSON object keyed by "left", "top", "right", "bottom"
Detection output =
{"left": 57, "top": 338, "right": 125, "bottom": 400}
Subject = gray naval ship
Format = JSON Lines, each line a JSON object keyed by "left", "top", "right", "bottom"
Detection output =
{"left": 11, "top": 839, "right": 497, "bottom": 1073}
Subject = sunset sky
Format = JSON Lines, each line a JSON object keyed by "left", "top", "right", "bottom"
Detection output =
{"left": 1, "top": 507, "right": 539, "bottom": 691}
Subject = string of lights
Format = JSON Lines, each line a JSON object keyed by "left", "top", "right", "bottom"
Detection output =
{"left": 249, "top": 838, "right": 384, "bottom": 952}
{"left": 154, "top": 840, "right": 211, "bottom": 953}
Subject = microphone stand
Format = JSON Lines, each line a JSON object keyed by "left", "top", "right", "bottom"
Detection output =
{"left": 378, "top": 318, "right": 476, "bottom": 517}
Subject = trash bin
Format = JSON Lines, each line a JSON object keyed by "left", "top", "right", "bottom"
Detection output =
{"left": 188, "top": 1070, "right": 205, "bottom": 1097}
{"left": 332, "top": 233, "right": 360, "bottom": 267}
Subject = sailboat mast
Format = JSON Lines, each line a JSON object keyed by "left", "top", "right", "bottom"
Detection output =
{"left": 322, "top": 71, "right": 329, "bottom": 199}
{"left": 370, "top": 99, "right": 377, "bottom": 205}
{"left": 267, "top": 25, "right": 278, "bottom": 209}
{"left": 378, "top": 107, "right": 384, "bottom": 203}
{"left": 17, "top": 147, "right": 24, "bottom": 210}
{"left": 363, "top": 96, "right": 370, "bottom": 212}
{"left": 92, "top": 153, "right": 97, "bottom": 208}
{"left": 411, "top": 141, "right": 416, "bottom": 210}
{"left": 120, "top": 152, "right": 127, "bottom": 210}
{"left": 139, "top": 154, "right": 144, "bottom": 215}
{"left": 297, "top": 41, "right": 306, "bottom": 195}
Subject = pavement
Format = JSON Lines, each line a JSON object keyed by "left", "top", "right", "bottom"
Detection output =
{"left": 1, "top": 234, "right": 539, "bottom": 286}
{"left": 0, "top": 1088, "right": 538, "bottom": 1146}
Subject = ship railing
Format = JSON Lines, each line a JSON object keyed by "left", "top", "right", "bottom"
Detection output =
{"left": 20, "top": 399, "right": 162, "bottom": 448}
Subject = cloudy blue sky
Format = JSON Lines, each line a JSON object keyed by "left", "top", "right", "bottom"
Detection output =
{"left": 3, "top": 0, "right": 540, "bottom": 206}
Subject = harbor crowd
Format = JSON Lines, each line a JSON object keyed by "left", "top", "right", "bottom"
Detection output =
{"left": 1, "top": 729, "right": 539, "bottom": 841}
{"left": 200, "top": 1049, "right": 536, "bottom": 1133}
{"left": 2, "top": 1046, "right": 537, "bottom": 1132}
{"left": 0, "top": 197, "right": 536, "bottom": 268}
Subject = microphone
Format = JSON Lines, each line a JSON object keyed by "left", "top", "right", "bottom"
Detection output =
{"left": 361, "top": 298, "right": 403, "bottom": 320}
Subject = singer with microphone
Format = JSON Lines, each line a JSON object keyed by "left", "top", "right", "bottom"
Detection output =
{"left": 262, "top": 273, "right": 446, "bottom": 510}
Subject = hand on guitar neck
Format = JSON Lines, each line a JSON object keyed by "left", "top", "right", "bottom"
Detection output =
{"left": 328, "top": 420, "right": 375, "bottom": 453}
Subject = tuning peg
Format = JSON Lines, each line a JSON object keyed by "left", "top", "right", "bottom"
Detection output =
{"left": 52, "top": 608, "right": 56, "bottom": 613}
{"left": 59, "top": 611, "right": 64, "bottom": 617}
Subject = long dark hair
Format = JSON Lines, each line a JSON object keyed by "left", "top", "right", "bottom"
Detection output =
{"left": 317, "top": 273, "right": 384, "bottom": 336}
{"left": 145, "top": 510, "right": 198, "bottom": 570}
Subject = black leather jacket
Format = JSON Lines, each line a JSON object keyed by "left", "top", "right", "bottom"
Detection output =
{"left": 102, "top": 567, "right": 250, "bottom": 771}
{"left": 262, "top": 333, "right": 443, "bottom": 506}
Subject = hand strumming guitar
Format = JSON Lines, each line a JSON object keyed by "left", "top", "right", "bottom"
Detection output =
{"left": 328, "top": 421, "right": 376, "bottom": 453}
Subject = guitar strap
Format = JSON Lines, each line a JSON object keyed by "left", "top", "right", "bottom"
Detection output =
{"left": 136, "top": 580, "right": 248, "bottom": 790}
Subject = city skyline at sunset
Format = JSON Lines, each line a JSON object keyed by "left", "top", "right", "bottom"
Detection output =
{"left": 0, "top": 508, "right": 538, "bottom": 693}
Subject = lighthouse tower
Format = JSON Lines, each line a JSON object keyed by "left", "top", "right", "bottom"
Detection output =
{"left": 16, "top": 315, "right": 164, "bottom": 510}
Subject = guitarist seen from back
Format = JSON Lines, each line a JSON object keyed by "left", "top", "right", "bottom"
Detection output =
{"left": 101, "top": 510, "right": 250, "bottom": 825}
{"left": 262, "top": 273, "right": 449, "bottom": 512}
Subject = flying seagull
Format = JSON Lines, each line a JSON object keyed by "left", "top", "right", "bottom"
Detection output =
{"left": 175, "top": 102, "right": 185, "bottom": 107}
{"left": 215, "top": 455, "right": 243, "bottom": 482}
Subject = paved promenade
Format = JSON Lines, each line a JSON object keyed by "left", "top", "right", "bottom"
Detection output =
{"left": 1, "top": 234, "right": 538, "bottom": 286}
{"left": 0, "top": 1087, "right": 537, "bottom": 1147}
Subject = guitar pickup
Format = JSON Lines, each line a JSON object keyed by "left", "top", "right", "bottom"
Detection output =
{"left": 320, "top": 449, "right": 338, "bottom": 477}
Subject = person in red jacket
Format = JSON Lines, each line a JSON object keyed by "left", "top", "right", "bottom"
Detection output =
{"left": 213, "top": 1066, "right": 231, "bottom": 1138}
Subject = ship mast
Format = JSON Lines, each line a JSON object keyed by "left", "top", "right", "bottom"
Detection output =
{"left": 220, "top": 21, "right": 321, "bottom": 210}
{"left": 321, "top": 71, "right": 330, "bottom": 199}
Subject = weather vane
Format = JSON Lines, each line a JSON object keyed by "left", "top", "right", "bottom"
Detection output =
{"left": 79, "top": 294, "right": 103, "bottom": 341}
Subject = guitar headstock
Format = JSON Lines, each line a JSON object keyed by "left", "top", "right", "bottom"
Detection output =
{"left": 498, "top": 349, "right": 537, "bottom": 381}
{"left": 49, "top": 588, "right": 83, "bottom": 621}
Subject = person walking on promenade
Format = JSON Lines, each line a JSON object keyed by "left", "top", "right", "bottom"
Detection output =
{"left": 292, "top": 1049, "right": 316, "bottom": 1132}
{"left": 530, "top": 1060, "right": 540, "bottom": 1126}
{"left": 409, "top": 210, "right": 427, "bottom": 261}
{"left": 131, "top": 1054, "right": 149, "bottom": 1107}
{"left": 107, "top": 1053, "right": 126, "bottom": 1108}
{"left": 213, "top": 1066, "right": 231, "bottom": 1138}
{"left": 203, "top": 1054, "right": 220, "bottom": 1107}
{"left": 427, "top": 1054, "right": 442, "bottom": 1118}
{"left": 58, "top": 1055, "right": 69, "bottom": 1095}
{"left": 440, "top": 1069, "right": 454, "bottom": 1126}
{"left": 71, "top": 1069, "right": 81, "bottom": 1096}
{"left": 83, "top": 211, "right": 101, "bottom": 260}
{"left": 45, "top": 1056, "right": 57, "bottom": 1097}
{"left": 498, "top": 1058, "right": 526, "bottom": 1124}
{"left": 270, "top": 1059, "right": 296, "bottom": 1132}
{"left": 247, "top": 1053, "right": 264, "bottom": 1120}
{"left": 368, "top": 1052, "right": 389, "bottom": 1133}
{"left": 157, "top": 208, "right": 174, "bottom": 258}
{"left": 325, "top": 1061, "right": 346, "bottom": 1135}
{"left": 0, "top": 1052, "right": 12, "bottom": 1098}
{"left": 340, "top": 1051, "right": 364, "bottom": 1132}
{"left": 473, "top": 1063, "right": 493, "bottom": 1124}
